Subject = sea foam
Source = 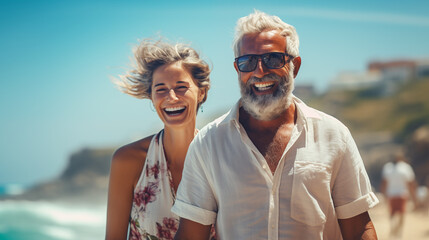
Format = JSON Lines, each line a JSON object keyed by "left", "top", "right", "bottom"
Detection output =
{"left": 0, "top": 200, "right": 106, "bottom": 240}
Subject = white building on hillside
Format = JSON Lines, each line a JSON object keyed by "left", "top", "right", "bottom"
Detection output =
{"left": 329, "top": 58, "right": 429, "bottom": 95}
{"left": 330, "top": 71, "right": 381, "bottom": 91}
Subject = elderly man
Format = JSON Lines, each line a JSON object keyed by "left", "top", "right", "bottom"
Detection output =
{"left": 172, "top": 10, "right": 379, "bottom": 239}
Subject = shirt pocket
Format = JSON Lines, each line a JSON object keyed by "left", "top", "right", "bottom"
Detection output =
{"left": 290, "top": 161, "right": 332, "bottom": 226}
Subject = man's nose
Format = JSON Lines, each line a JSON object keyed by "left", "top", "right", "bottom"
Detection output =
{"left": 167, "top": 89, "right": 179, "bottom": 102}
{"left": 253, "top": 58, "right": 268, "bottom": 78}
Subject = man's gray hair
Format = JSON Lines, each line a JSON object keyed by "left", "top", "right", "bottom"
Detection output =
{"left": 233, "top": 10, "right": 300, "bottom": 58}
{"left": 116, "top": 39, "right": 211, "bottom": 105}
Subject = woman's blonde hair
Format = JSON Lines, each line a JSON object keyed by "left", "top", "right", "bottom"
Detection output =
{"left": 116, "top": 39, "right": 211, "bottom": 107}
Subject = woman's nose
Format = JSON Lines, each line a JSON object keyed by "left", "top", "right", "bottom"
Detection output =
{"left": 167, "top": 89, "right": 179, "bottom": 102}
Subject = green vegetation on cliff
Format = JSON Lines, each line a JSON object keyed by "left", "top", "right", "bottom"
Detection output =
{"left": 309, "top": 77, "right": 429, "bottom": 142}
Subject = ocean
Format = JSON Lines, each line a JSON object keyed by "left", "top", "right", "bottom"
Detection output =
{"left": 0, "top": 185, "right": 106, "bottom": 240}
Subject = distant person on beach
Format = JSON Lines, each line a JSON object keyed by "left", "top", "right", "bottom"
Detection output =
{"left": 381, "top": 151, "right": 417, "bottom": 239}
{"left": 106, "top": 39, "right": 215, "bottom": 240}
{"left": 172, "top": 10, "right": 379, "bottom": 240}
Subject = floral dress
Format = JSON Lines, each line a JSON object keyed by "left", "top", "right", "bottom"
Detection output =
{"left": 129, "top": 131, "right": 178, "bottom": 240}
{"left": 129, "top": 131, "right": 216, "bottom": 240}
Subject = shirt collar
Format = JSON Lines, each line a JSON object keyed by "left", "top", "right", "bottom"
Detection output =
{"left": 221, "top": 100, "right": 241, "bottom": 128}
{"left": 293, "top": 96, "right": 322, "bottom": 120}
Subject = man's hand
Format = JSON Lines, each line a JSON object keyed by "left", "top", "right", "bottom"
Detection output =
{"left": 338, "top": 211, "right": 378, "bottom": 240}
{"left": 174, "top": 218, "right": 211, "bottom": 240}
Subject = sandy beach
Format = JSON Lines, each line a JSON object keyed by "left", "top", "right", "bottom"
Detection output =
{"left": 369, "top": 195, "right": 429, "bottom": 240}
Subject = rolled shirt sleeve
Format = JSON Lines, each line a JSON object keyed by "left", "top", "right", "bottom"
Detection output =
{"left": 332, "top": 129, "right": 379, "bottom": 219}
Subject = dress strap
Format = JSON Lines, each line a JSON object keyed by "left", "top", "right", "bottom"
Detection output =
{"left": 157, "top": 129, "right": 177, "bottom": 203}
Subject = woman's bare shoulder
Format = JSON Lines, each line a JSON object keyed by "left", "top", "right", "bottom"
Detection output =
{"left": 111, "top": 134, "right": 155, "bottom": 169}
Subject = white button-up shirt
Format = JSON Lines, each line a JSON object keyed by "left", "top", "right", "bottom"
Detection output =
{"left": 172, "top": 97, "right": 379, "bottom": 239}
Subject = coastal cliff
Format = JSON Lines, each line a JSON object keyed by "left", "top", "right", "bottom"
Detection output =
{"left": 2, "top": 148, "right": 115, "bottom": 204}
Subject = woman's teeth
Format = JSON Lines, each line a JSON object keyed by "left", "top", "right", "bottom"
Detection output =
{"left": 164, "top": 106, "right": 186, "bottom": 115}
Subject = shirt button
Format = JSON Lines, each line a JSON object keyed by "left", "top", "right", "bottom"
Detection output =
{"left": 271, "top": 225, "right": 275, "bottom": 229}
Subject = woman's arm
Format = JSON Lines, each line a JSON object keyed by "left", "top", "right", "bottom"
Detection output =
{"left": 105, "top": 137, "right": 151, "bottom": 240}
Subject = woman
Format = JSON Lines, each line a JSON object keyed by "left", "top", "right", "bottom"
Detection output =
{"left": 106, "top": 39, "right": 212, "bottom": 240}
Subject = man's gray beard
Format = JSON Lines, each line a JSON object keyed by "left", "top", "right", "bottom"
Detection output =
{"left": 239, "top": 66, "right": 295, "bottom": 121}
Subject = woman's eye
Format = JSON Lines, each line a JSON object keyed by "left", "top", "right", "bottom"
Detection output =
{"left": 176, "top": 86, "right": 188, "bottom": 91}
{"left": 156, "top": 88, "right": 167, "bottom": 93}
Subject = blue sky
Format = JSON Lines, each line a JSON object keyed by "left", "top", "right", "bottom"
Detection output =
{"left": 1, "top": 0, "right": 429, "bottom": 185}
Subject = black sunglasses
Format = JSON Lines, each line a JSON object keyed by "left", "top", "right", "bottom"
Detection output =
{"left": 235, "top": 52, "right": 293, "bottom": 72}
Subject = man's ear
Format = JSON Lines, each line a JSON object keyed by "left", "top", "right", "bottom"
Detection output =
{"left": 292, "top": 56, "right": 301, "bottom": 78}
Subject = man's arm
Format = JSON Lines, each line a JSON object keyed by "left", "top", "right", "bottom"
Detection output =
{"left": 380, "top": 179, "right": 387, "bottom": 199}
{"left": 338, "top": 211, "right": 377, "bottom": 240}
{"left": 408, "top": 180, "right": 418, "bottom": 209}
{"left": 174, "top": 218, "right": 211, "bottom": 240}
